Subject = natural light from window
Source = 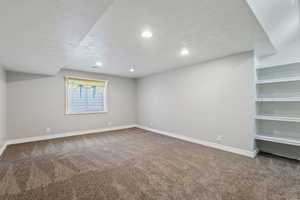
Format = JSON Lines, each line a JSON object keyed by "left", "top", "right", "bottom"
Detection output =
{"left": 65, "top": 77, "right": 108, "bottom": 114}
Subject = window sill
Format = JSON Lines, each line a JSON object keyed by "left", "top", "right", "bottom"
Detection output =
{"left": 65, "top": 111, "right": 108, "bottom": 115}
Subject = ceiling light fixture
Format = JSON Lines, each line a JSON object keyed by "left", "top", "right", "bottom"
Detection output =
{"left": 96, "top": 62, "right": 103, "bottom": 67}
{"left": 180, "top": 47, "right": 190, "bottom": 56}
{"left": 130, "top": 68, "right": 135, "bottom": 72}
{"left": 141, "top": 30, "right": 153, "bottom": 38}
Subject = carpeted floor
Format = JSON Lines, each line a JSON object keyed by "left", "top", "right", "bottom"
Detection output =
{"left": 0, "top": 128, "right": 299, "bottom": 200}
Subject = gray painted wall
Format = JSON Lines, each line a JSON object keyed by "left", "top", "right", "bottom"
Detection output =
{"left": 137, "top": 52, "right": 256, "bottom": 151}
{"left": 0, "top": 67, "right": 6, "bottom": 149}
{"left": 7, "top": 69, "right": 137, "bottom": 140}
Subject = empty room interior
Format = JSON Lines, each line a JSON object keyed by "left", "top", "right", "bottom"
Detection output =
{"left": 1, "top": 0, "right": 300, "bottom": 199}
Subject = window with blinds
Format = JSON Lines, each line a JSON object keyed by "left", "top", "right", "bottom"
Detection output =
{"left": 65, "top": 77, "right": 108, "bottom": 114}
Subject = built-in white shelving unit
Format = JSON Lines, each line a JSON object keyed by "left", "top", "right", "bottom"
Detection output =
{"left": 255, "top": 61, "right": 300, "bottom": 146}
{"left": 255, "top": 134, "right": 300, "bottom": 146}
{"left": 256, "top": 76, "right": 300, "bottom": 84}
{"left": 256, "top": 97, "right": 300, "bottom": 102}
{"left": 255, "top": 115, "right": 300, "bottom": 122}
{"left": 256, "top": 61, "right": 300, "bottom": 70}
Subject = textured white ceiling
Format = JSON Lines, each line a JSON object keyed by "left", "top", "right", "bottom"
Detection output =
{"left": 65, "top": 0, "right": 262, "bottom": 77}
{"left": 0, "top": 0, "right": 262, "bottom": 77}
{"left": 0, "top": 0, "right": 113, "bottom": 74}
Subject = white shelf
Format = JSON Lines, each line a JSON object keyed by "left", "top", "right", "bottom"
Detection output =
{"left": 255, "top": 134, "right": 300, "bottom": 146}
{"left": 256, "top": 76, "right": 300, "bottom": 84}
{"left": 256, "top": 61, "right": 300, "bottom": 70}
{"left": 256, "top": 97, "right": 300, "bottom": 102}
{"left": 255, "top": 115, "right": 300, "bottom": 122}
{"left": 255, "top": 60, "right": 300, "bottom": 151}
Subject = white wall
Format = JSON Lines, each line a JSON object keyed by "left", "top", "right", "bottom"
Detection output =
{"left": 7, "top": 69, "right": 137, "bottom": 140}
{"left": 0, "top": 67, "right": 6, "bottom": 149}
{"left": 6, "top": 53, "right": 257, "bottom": 154}
{"left": 137, "top": 52, "right": 256, "bottom": 151}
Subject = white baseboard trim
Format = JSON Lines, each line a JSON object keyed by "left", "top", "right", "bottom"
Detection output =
{"left": 252, "top": 148, "right": 259, "bottom": 158}
{"left": 137, "top": 125, "right": 258, "bottom": 158}
{"left": 6, "top": 125, "right": 138, "bottom": 146}
{"left": 2, "top": 125, "right": 258, "bottom": 159}
{"left": 0, "top": 142, "right": 8, "bottom": 157}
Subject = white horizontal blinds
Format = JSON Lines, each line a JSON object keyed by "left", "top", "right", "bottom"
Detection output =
{"left": 67, "top": 77, "right": 106, "bottom": 113}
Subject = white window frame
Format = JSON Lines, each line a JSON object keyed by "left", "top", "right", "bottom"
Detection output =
{"left": 65, "top": 76, "right": 109, "bottom": 115}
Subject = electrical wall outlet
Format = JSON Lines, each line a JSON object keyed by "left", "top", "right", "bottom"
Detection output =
{"left": 107, "top": 122, "right": 112, "bottom": 126}
{"left": 46, "top": 128, "right": 51, "bottom": 133}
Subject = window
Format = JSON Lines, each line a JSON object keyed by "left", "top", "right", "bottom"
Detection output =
{"left": 65, "top": 77, "right": 108, "bottom": 114}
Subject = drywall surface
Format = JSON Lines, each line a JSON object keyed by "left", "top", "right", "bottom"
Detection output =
{"left": 247, "top": 0, "right": 299, "bottom": 49}
{"left": 0, "top": 67, "right": 6, "bottom": 149}
{"left": 137, "top": 52, "right": 256, "bottom": 151}
{"left": 7, "top": 69, "right": 137, "bottom": 140}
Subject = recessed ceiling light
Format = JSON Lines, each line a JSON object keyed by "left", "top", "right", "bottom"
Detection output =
{"left": 130, "top": 68, "right": 135, "bottom": 72}
{"left": 96, "top": 62, "right": 103, "bottom": 67}
{"left": 141, "top": 30, "right": 153, "bottom": 38}
{"left": 180, "top": 48, "right": 190, "bottom": 56}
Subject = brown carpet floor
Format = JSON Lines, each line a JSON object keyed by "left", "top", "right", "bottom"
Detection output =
{"left": 0, "top": 128, "right": 299, "bottom": 200}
